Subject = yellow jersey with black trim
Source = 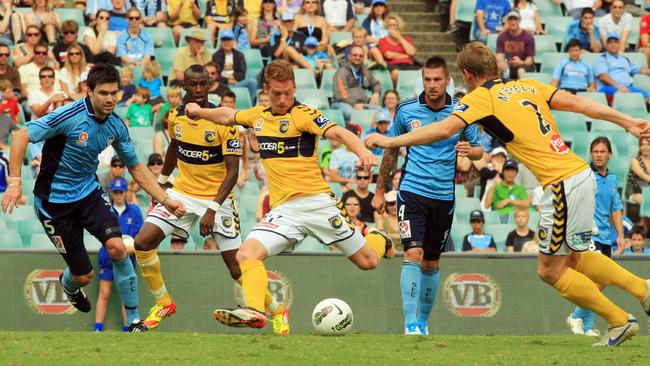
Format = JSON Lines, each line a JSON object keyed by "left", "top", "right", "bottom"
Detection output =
{"left": 235, "top": 102, "right": 336, "bottom": 207}
{"left": 168, "top": 105, "right": 242, "bottom": 199}
{"left": 451, "top": 78, "right": 587, "bottom": 187}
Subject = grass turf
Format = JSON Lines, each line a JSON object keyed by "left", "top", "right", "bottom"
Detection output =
{"left": 1, "top": 332, "right": 649, "bottom": 365}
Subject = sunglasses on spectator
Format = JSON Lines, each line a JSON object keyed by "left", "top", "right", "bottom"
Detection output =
{"left": 129, "top": 16, "right": 141, "bottom": 21}
{"left": 345, "top": 203, "right": 360, "bottom": 207}
{"left": 0, "top": 53, "right": 9, "bottom": 57}
{"left": 35, "top": 51, "right": 48, "bottom": 55}
{"left": 27, "top": 33, "right": 40, "bottom": 37}
{"left": 149, "top": 161, "right": 163, "bottom": 166}
{"left": 304, "top": 0, "right": 317, "bottom": 4}
{"left": 98, "top": 16, "right": 110, "bottom": 20}
{"left": 112, "top": 164, "right": 125, "bottom": 168}
{"left": 68, "top": 51, "right": 81, "bottom": 56}
{"left": 356, "top": 175, "right": 370, "bottom": 180}
{"left": 39, "top": 74, "right": 54, "bottom": 79}
{"left": 63, "top": 31, "right": 77, "bottom": 35}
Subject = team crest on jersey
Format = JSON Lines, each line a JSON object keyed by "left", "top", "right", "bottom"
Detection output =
{"left": 279, "top": 119, "right": 290, "bottom": 134}
{"left": 204, "top": 130, "right": 216, "bottom": 143}
{"left": 76, "top": 131, "right": 88, "bottom": 147}
{"left": 328, "top": 215, "right": 343, "bottom": 229}
{"left": 222, "top": 217, "right": 232, "bottom": 228}
{"left": 52, "top": 236, "right": 66, "bottom": 254}
{"left": 174, "top": 124, "right": 183, "bottom": 138}
{"left": 538, "top": 227, "right": 549, "bottom": 241}
{"left": 255, "top": 118, "right": 264, "bottom": 132}
{"left": 410, "top": 120, "right": 421, "bottom": 129}
{"left": 454, "top": 103, "right": 469, "bottom": 113}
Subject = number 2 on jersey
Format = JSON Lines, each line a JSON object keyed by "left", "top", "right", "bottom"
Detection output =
{"left": 520, "top": 100, "right": 551, "bottom": 136}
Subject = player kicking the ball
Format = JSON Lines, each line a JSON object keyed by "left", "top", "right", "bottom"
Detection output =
{"left": 366, "top": 42, "right": 650, "bottom": 347}
{"left": 134, "top": 65, "right": 288, "bottom": 335}
{"left": 185, "top": 60, "right": 394, "bottom": 330}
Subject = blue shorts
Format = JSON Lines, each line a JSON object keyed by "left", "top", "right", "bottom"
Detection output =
{"left": 397, "top": 190, "right": 454, "bottom": 260}
{"left": 598, "top": 85, "right": 650, "bottom": 98}
{"left": 98, "top": 247, "right": 136, "bottom": 281}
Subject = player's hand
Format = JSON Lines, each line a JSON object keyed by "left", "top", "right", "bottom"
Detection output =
{"left": 616, "top": 236, "right": 626, "bottom": 251}
{"left": 1, "top": 184, "right": 22, "bottom": 214}
{"left": 455, "top": 141, "right": 472, "bottom": 157}
{"left": 185, "top": 103, "right": 201, "bottom": 119}
{"left": 372, "top": 189, "right": 386, "bottom": 214}
{"left": 627, "top": 119, "right": 650, "bottom": 139}
{"left": 365, "top": 133, "right": 393, "bottom": 149}
{"left": 163, "top": 198, "right": 186, "bottom": 218}
{"left": 199, "top": 210, "right": 216, "bottom": 237}
{"left": 356, "top": 150, "right": 378, "bottom": 169}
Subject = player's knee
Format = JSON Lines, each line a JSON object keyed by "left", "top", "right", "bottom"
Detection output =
{"left": 421, "top": 259, "right": 439, "bottom": 271}
{"left": 76, "top": 272, "right": 94, "bottom": 286}
{"left": 235, "top": 249, "right": 252, "bottom": 264}
{"left": 357, "top": 256, "right": 379, "bottom": 271}
{"left": 404, "top": 247, "right": 424, "bottom": 262}
{"left": 105, "top": 238, "right": 127, "bottom": 259}
{"left": 537, "top": 266, "right": 558, "bottom": 285}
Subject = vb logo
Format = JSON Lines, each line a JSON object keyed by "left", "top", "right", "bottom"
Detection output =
{"left": 443, "top": 273, "right": 501, "bottom": 317}
{"left": 24, "top": 270, "right": 76, "bottom": 314}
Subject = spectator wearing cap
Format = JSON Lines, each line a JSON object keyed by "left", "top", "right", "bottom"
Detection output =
{"left": 485, "top": 159, "right": 530, "bottom": 223}
{"left": 377, "top": 190, "right": 400, "bottom": 248}
{"left": 272, "top": 11, "right": 314, "bottom": 70}
{"left": 341, "top": 167, "right": 379, "bottom": 223}
{"left": 171, "top": 29, "right": 211, "bottom": 82}
{"left": 551, "top": 39, "right": 596, "bottom": 94}
{"left": 116, "top": 8, "right": 155, "bottom": 67}
{"left": 109, "top": 177, "right": 143, "bottom": 238}
{"left": 302, "top": 36, "right": 334, "bottom": 78}
{"left": 212, "top": 29, "right": 258, "bottom": 104}
{"left": 462, "top": 210, "right": 497, "bottom": 252}
{"left": 473, "top": 0, "right": 511, "bottom": 43}
{"left": 364, "top": 110, "right": 391, "bottom": 156}
{"left": 564, "top": 8, "right": 602, "bottom": 53}
{"left": 362, "top": 0, "right": 389, "bottom": 45}
{"left": 322, "top": 0, "right": 356, "bottom": 32}
{"left": 53, "top": 21, "right": 94, "bottom": 67}
{"left": 99, "top": 155, "right": 126, "bottom": 192}
{"left": 329, "top": 124, "right": 361, "bottom": 192}
{"left": 332, "top": 44, "right": 382, "bottom": 123}
{"left": 479, "top": 146, "right": 507, "bottom": 207}
{"left": 594, "top": 32, "right": 650, "bottom": 100}
{"left": 127, "top": 153, "right": 167, "bottom": 204}
{"left": 167, "top": 0, "right": 202, "bottom": 44}
{"left": 598, "top": 0, "right": 632, "bottom": 50}
{"left": 496, "top": 10, "right": 535, "bottom": 80}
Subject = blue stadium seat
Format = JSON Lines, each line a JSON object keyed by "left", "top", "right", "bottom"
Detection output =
{"left": 455, "top": 197, "right": 481, "bottom": 216}
{"left": 350, "top": 109, "right": 375, "bottom": 130}
{"left": 455, "top": 184, "right": 468, "bottom": 198}
{"left": 242, "top": 49, "right": 264, "bottom": 80}
{"left": 370, "top": 70, "right": 393, "bottom": 93}
{"left": 146, "top": 27, "right": 176, "bottom": 48}
{"left": 540, "top": 52, "right": 567, "bottom": 75}
{"left": 329, "top": 32, "right": 352, "bottom": 46}
{"left": 54, "top": 8, "right": 85, "bottom": 25}
{"left": 451, "top": 223, "right": 470, "bottom": 252}
{"left": 624, "top": 52, "right": 647, "bottom": 68}
{"left": 396, "top": 70, "right": 421, "bottom": 99}
{"left": 608, "top": 156, "right": 629, "bottom": 187}
{"left": 456, "top": 0, "right": 478, "bottom": 23}
{"left": 231, "top": 87, "right": 253, "bottom": 109}
{"left": 84, "top": 235, "right": 102, "bottom": 251}
{"left": 487, "top": 33, "right": 498, "bottom": 52}
{"left": 552, "top": 110, "right": 588, "bottom": 141}
{"left": 629, "top": 17, "right": 640, "bottom": 49}
{"left": 154, "top": 48, "right": 176, "bottom": 77}
{"left": 612, "top": 93, "right": 647, "bottom": 118}
{"left": 536, "top": 0, "right": 563, "bottom": 17}
{"left": 577, "top": 92, "right": 608, "bottom": 105}
{"left": 30, "top": 234, "right": 56, "bottom": 251}
{"left": 16, "top": 219, "right": 44, "bottom": 249}
{"left": 641, "top": 187, "right": 650, "bottom": 217}
{"left": 0, "top": 230, "right": 22, "bottom": 249}
{"left": 523, "top": 72, "right": 552, "bottom": 84}
{"left": 486, "top": 224, "right": 514, "bottom": 252}
{"left": 534, "top": 35, "right": 558, "bottom": 53}
{"left": 319, "top": 69, "right": 337, "bottom": 97}
{"left": 633, "top": 74, "right": 650, "bottom": 93}
{"left": 2, "top": 205, "right": 36, "bottom": 223}
{"left": 320, "top": 109, "right": 345, "bottom": 126}
{"left": 545, "top": 16, "right": 572, "bottom": 47}
{"left": 295, "top": 88, "right": 329, "bottom": 109}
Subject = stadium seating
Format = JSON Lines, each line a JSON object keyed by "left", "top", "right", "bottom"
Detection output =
{"left": 319, "top": 69, "right": 337, "bottom": 97}
{"left": 534, "top": 35, "right": 558, "bottom": 54}
{"left": 350, "top": 109, "right": 375, "bottom": 130}
{"left": 231, "top": 87, "right": 253, "bottom": 109}
{"left": 523, "top": 72, "right": 551, "bottom": 84}
{"left": 487, "top": 34, "right": 498, "bottom": 52}
{"left": 242, "top": 49, "right": 264, "bottom": 80}
{"left": 147, "top": 27, "right": 176, "bottom": 48}
{"left": 544, "top": 16, "right": 572, "bottom": 47}
{"left": 154, "top": 48, "right": 176, "bottom": 77}
{"left": 641, "top": 187, "right": 650, "bottom": 217}
{"left": 295, "top": 88, "right": 329, "bottom": 109}
{"left": 0, "top": 230, "right": 22, "bottom": 249}
{"left": 577, "top": 92, "right": 608, "bottom": 105}
{"left": 456, "top": 0, "right": 478, "bottom": 23}
{"left": 30, "top": 234, "right": 55, "bottom": 250}
{"left": 396, "top": 70, "right": 421, "bottom": 99}
{"left": 612, "top": 93, "right": 647, "bottom": 118}
{"left": 455, "top": 184, "right": 467, "bottom": 198}
{"left": 53, "top": 8, "right": 85, "bottom": 25}
{"left": 2, "top": 205, "right": 36, "bottom": 223}
{"left": 552, "top": 111, "right": 588, "bottom": 141}
{"left": 329, "top": 32, "right": 352, "bottom": 46}
{"left": 320, "top": 109, "right": 345, "bottom": 125}
{"left": 455, "top": 197, "right": 481, "bottom": 217}
{"left": 624, "top": 52, "right": 647, "bottom": 68}
{"left": 294, "top": 69, "right": 318, "bottom": 89}
{"left": 451, "top": 223, "right": 470, "bottom": 252}
{"left": 16, "top": 219, "right": 44, "bottom": 249}
{"left": 486, "top": 224, "right": 513, "bottom": 252}
{"left": 536, "top": 0, "right": 563, "bottom": 17}
{"left": 370, "top": 70, "right": 393, "bottom": 93}
{"left": 633, "top": 74, "right": 650, "bottom": 94}
{"left": 540, "top": 52, "right": 566, "bottom": 75}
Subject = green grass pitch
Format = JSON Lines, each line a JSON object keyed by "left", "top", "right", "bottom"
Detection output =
{"left": 2, "top": 332, "right": 650, "bottom": 365}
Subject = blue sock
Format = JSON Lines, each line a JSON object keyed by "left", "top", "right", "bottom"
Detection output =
{"left": 582, "top": 310, "right": 596, "bottom": 331}
{"left": 400, "top": 261, "right": 421, "bottom": 327}
{"left": 418, "top": 267, "right": 440, "bottom": 325}
{"left": 61, "top": 267, "right": 80, "bottom": 293}
{"left": 95, "top": 323, "right": 103, "bottom": 332}
{"left": 112, "top": 256, "right": 140, "bottom": 324}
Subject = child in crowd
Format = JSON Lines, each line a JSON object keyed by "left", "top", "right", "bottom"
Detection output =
{"left": 118, "top": 66, "right": 136, "bottom": 106}
{"left": 0, "top": 80, "right": 19, "bottom": 123}
{"left": 505, "top": 208, "right": 534, "bottom": 252}
{"left": 462, "top": 210, "right": 497, "bottom": 252}
{"left": 303, "top": 36, "right": 334, "bottom": 74}
{"left": 232, "top": 6, "right": 250, "bottom": 50}
{"left": 623, "top": 227, "right": 649, "bottom": 254}
{"left": 139, "top": 60, "right": 164, "bottom": 113}
{"left": 344, "top": 27, "right": 384, "bottom": 65}
{"left": 125, "top": 87, "right": 153, "bottom": 128}
{"left": 155, "top": 86, "right": 183, "bottom": 155}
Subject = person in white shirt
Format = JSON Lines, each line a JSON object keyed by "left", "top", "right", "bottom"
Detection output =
{"left": 563, "top": 0, "right": 606, "bottom": 18}
{"left": 322, "top": 0, "right": 356, "bottom": 32}
{"left": 598, "top": 0, "right": 633, "bottom": 50}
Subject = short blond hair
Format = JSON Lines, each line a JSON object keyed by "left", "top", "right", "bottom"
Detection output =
{"left": 142, "top": 60, "right": 161, "bottom": 82}
{"left": 352, "top": 27, "right": 367, "bottom": 37}
{"left": 0, "top": 79, "right": 13, "bottom": 91}
{"left": 457, "top": 42, "right": 499, "bottom": 80}
{"left": 167, "top": 85, "right": 182, "bottom": 98}
{"left": 264, "top": 60, "right": 295, "bottom": 83}
{"left": 385, "top": 15, "right": 405, "bottom": 31}
{"left": 121, "top": 65, "right": 134, "bottom": 77}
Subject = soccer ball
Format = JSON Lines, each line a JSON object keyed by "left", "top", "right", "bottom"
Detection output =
{"left": 311, "top": 298, "right": 354, "bottom": 335}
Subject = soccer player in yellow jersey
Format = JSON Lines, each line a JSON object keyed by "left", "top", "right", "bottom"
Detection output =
{"left": 366, "top": 42, "right": 650, "bottom": 347}
{"left": 184, "top": 60, "right": 394, "bottom": 330}
{"left": 133, "top": 65, "right": 286, "bottom": 334}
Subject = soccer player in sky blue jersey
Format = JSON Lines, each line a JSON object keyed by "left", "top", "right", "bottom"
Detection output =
{"left": 1, "top": 64, "right": 186, "bottom": 332}
{"left": 372, "top": 57, "right": 483, "bottom": 335}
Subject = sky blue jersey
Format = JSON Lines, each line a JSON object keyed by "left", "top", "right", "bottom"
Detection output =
{"left": 592, "top": 165, "right": 623, "bottom": 245}
{"left": 27, "top": 97, "right": 139, "bottom": 203}
{"left": 387, "top": 93, "right": 482, "bottom": 201}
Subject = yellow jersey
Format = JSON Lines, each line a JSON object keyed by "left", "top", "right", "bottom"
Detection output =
{"left": 235, "top": 103, "right": 337, "bottom": 207}
{"left": 451, "top": 78, "right": 587, "bottom": 187}
{"left": 168, "top": 105, "right": 242, "bottom": 200}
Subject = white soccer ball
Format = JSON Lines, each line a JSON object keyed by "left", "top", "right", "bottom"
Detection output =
{"left": 122, "top": 235, "right": 135, "bottom": 250}
{"left": 312, "top": 298, "right": 354, "bottom": 335}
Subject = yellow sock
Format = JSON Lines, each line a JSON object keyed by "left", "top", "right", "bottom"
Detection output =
{"left": 575, "top": 252, "right": 647, "bottom": 300}
{"left": 365, "top": 232, "right": 385, "bottom": 263}
{"left": 135, "top": 249, "right": 172, "bottom": 307}
{"left": 240, "top": 260, "right": 267, "bottom": 312}
{"left": 553, "top": 268, "right": 628, "bottom": 326}
{"left": 235, "top": 276, "right": 278, "bottom": 312}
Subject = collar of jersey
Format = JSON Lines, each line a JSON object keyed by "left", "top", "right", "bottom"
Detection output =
{"left": 84, "top": 97, "right": 109, "bottom": 124}
{"left": 265, "top": 99, "right": 302, "bottom": 116}
{"left": 590, "top": 162, "right": 610, "bottom": 177}
{"left": 480, "top": 79, "right": 503, "bottom": 90}
{"left": 418, "top": 92, "right": 453, "bottom": 112}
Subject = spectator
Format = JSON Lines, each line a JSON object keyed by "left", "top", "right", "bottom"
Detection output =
{"left": 513, "top": 0, "right": 544, "bottom": 35}
{"left": 329, "top": 125, "right": 360, "bottom": 191}
{"left": 320, "top": 137, "right": 338, "bottom": 179}
{"left": 232, "top": 6, "right": 251, "bottom": 50}
{"left": 505, "top": 208, "right": 534, "bottom": 252}
{"left": 156, "top": 85, "right": 182, "bottom": 155}
{"left": 551, "top": 39, "right": 596, "bottom": 93}
{"left": 341, "top": 167, "right": 379, "bottom": 223}
{"left": 365, "top": 110, "right": 390, "bottom": 156}
{"left": 53, "top": 21, "right": 94, "bottom": 68}
{"left": 127, "top": 153, "right": 166, "bottom": 206}
{"left": 462, "top": 210, "right": 497, "bottom": 252}
{"left": 27, "top": 66, "right": 66, "bottom": 120}
{"left": 167, "top": 0, "right": 201, "bottom": 45}
{"left": 332, "top": 44, "right": 382, "bottom": 122}
{"left": 390, "top": 170, "right": 401, "bottom": 191}
{"left": 473, "top": 0, "right": 511, "bottom": 43}
{"left": 343, "top": 195, "right": 370, "bottom": 235}
{"left": 564, "top": 8, "right": 602, "bottom": 53}
{"left": 131, "top": 0, "right": 167, "bottom": 27}
{"left": 0, "top": 1, "right": 23, "bottom": 44}
{"left": 116, "top": 8, "right": 155, "bottom": 67}
{"left": 0, "top": 79, "right": 19, "bottom": 123}
{"left": 94, "top": 177, "right": 141, "bottom": 332}
{"left": 205, "top": 0, "right": 235, "bottom": 40}
{"left": 322, "top": 0, "right": 355, "bottom": 32}
{"left": 565, "top": 0, "right": 606, "bottom": 18}
{"left": 626, "top": 138, "right": 650, "bottom": 205}
{"left": 294, "top": 0, "right": 330, "bottom": 51}
{"left": 598, "top": 0, "right": 632, "bottom": 50}
{"left": 19, "top": 42, "right": 61, "bottom": 96}
{"left": 0, "top": 112, "right": 18, "bottom": 151}
{"left": 83, "top": 9, "right": 119, "bottom": 65}
{"left": 375, "top": 89, "right": 399, "bottom": 123}
{"left": 302, "top": 36, "right": 334, "bottom": 75}
{"left": 85, "top": 0, "right": 131, "bottom": 22}
{"left": 0, "top": 44, "right": 21, "bottom": 90}
{"left": 138, "top": 60, "right": 164, "bottom": 110}
{"left": 623, "top": 227, "right": 649, "bottom": 254}
{"left": 479, "top": 146, "right": 507, "bottom": 206}
{"left": 212, "top": 29, "right": 258, "bottom": 103}
{"left": 108, "top": 0, "right": 130, "bottom": 32}
{"left": 520, "top": 235, "right": 539, "bottom": 253}
{"left": 118, "top": 65, "right": 136, "bottom": 105}
{"left": 204, "top": 61, "right": 232, "bottom": 106}
{"left": 59, "top": 43, "right": 91, "bottom": 100}
{"left": 377, "top": 189, "right": 400, "bottom": 248}
{"left": 496, "top": 10, "right": 535, "bottom": 80}
{"left": 639, "top": 8, "right": 650, "bottom": 66}
{"left": 344, "top": 27, "right": 385, "bottom": 65}
{"left": 277, "top": 0, "right": 303, "bottom": 17}
{"left": 12, "top": 25, "right": 51, "bottom": 68}
{"left": 250, "top": 0, "right": 282, "bottom": 59}
{"left": 171, "top": 29, "right": 211, "bottom": 82}
{"left": 99, "top": 155, "right": 126, "bottom": 192}
{"left": 125, "top": 87, "right": 153, "bottom": 127}
{"left": 24, "top": 0, "right": 60, "bottom": 45}
{"left": 273, "top": 11, "right": 314, "bottom": 70}
{"left": 377, "top": 15, "right": 417, "bottom": 86}
{"left": 220, "top": 90, "right": 237, "bottom": 108}
{"left": 485, "top": 159, "right": 530, "bottom": 222}
{"left": 594, "top": 32, "right": 650, "bottom": 100}
{"left": 361, "top": 0, "right": 388, "bottom": 45}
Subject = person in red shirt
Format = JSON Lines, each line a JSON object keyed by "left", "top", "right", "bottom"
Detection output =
{"left": 0, "top": 80, "right": 20, "bottom": 123}
{"left": 639, "top": 13, "right": 650, "bottom": 65}
{"left": 377, "top": 14, "right": 418, "bottom": 86}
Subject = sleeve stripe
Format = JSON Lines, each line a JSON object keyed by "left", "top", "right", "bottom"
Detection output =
{"left": 47, "top": 104, "right": 84, "bottom": 128}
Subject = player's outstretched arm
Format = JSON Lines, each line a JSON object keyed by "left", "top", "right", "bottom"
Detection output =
{"left": 1, "top": 128, "right": 29, "bottom": 213}
{"left": 199, "top": 155, "right": 239, "bottom": 236}
{"left": 158, "top": 139, "right": 178, "bottom": 185}
{"left": 372, "top": 148, "right": 398, "bottom": 215}
{"left": 324, "top": 125, "right": 378, "bottom": 168}
{"left": 185, "top": 103, "right": 237, "bottom": 126}
{"left": 128, "top": 163, "right": 186, "bottom": 218}
{"left": 365, "top": 115, "right": 467, "bottom": 150}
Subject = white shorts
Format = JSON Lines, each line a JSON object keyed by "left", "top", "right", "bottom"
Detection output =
{"left": 146, "top": 189, "right": 242, "bottom": 251}
{"left": 247, "top": 193, "right": 366, "bottom": 257}
{"left": 537, "top": 167, "right": 596, "bottom": 256}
